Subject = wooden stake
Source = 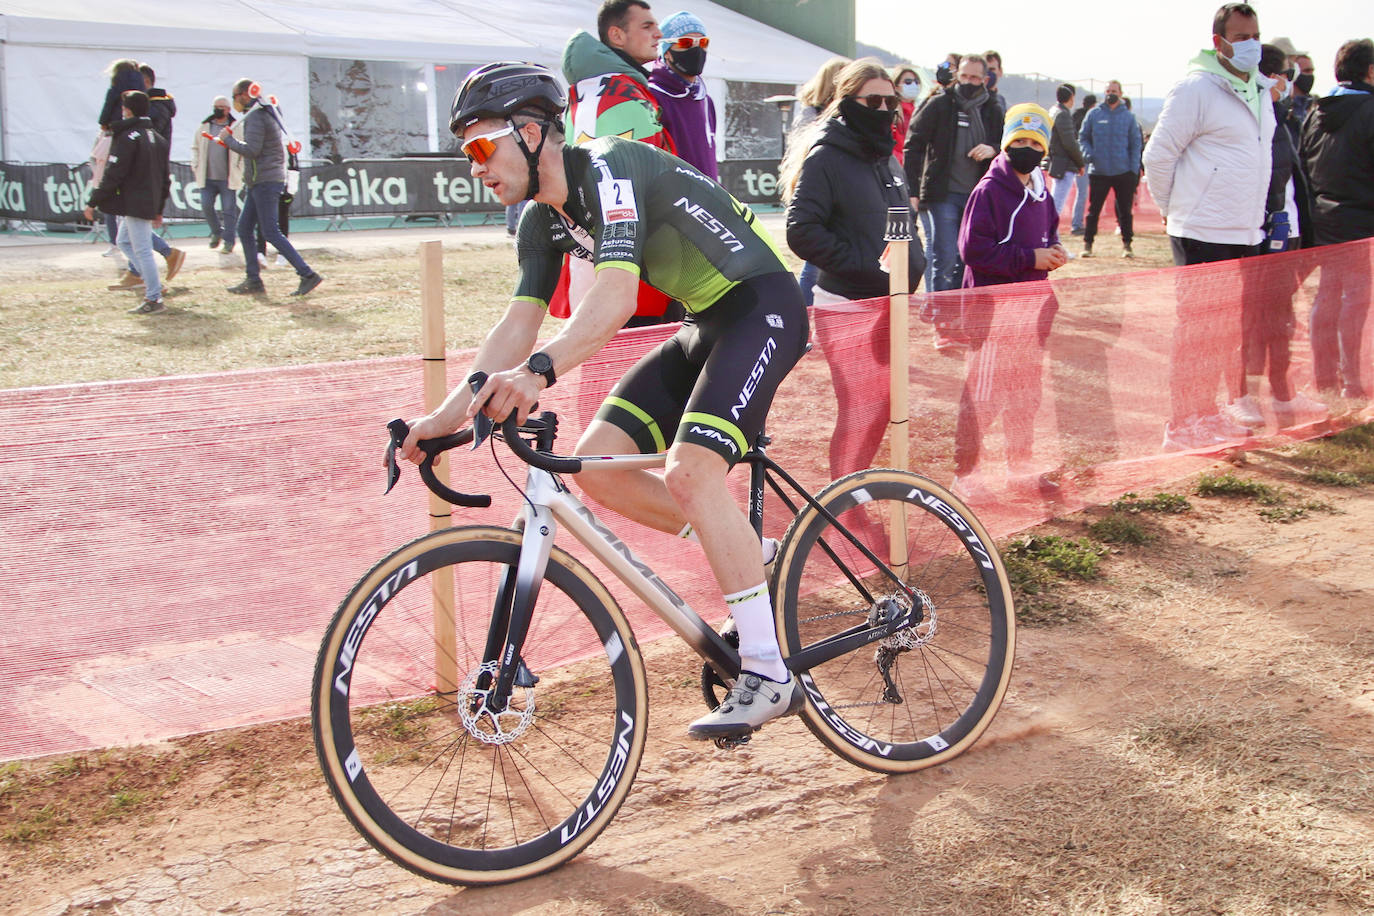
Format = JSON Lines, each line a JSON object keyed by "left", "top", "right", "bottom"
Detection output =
{"left": 419, "top": 240, "right": 459, "bottom": 698}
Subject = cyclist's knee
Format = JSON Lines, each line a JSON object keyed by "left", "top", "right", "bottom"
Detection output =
{"left": 663, "top": 443, "right": 728, "bottom": 511}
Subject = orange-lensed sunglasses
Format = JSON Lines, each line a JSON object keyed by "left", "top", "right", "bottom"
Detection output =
{"left": 667, "top": 35, "right": 709, "bottom": 50}
{"left": 461, "top": 125, "right": 514, "bottom": 164}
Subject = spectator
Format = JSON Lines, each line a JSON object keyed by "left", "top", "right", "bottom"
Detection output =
{"left": 983, "top": 50, "right": 1007, "bottom": 118}
{"left": 793, "top": 56, "right": 849, "bottom": 133}
{"left": 1047, "top": 83, "right": 1086, "bottom": 223}
{"left": 952, "top": 103, "right": 1066, "bottom": 501}
{"left": 1068, "top": 92, "right": 1096, "bottom": 234}
{"left": 1143, "top": 2, "right": 1276, "bottom": 449}
{"left": 1227, "top": 45, "right": 1329, "bottom": 428}
{"left": 903, "top": 53, "right": 1002, "bottom": 293}
{"left": 1078, "top": 79, "right": 1142, "bottom": 258}
{"left": 139, "top": 64, "right": 176, "bottom": 148}
{"left": 94, "top": 59, "right": 145, "bottom": 258}
{"left": 220, "top": 78, "right": 323, "bottom": 297}
{"left": 101, "top": 63, "right": 187, "bottom": 289}
{"left": 1300, "top": 37, "right": 1374, "bottom": 401}
{"left": 1286, "top": 43, "right": 1319, "bottom": 123}
{"left": 191, "top": 95, "right": 241, "bottom": 253}
{"left": 889, "top": 65, "right": 922, "bottom": 166}
{"left": 82, "top": 90, "right": 170, "bottom": 315}
{"left": 561, "top": 0, "right": 676, "bottom": 325}
{"left": 781, "top": 58, "right": 925, "bottom": 481}
{"left": 648, "top": 10, "right": 718, "bottom": 178}
{"left": 789, "top": 55, "right": 850, "bottom": 306}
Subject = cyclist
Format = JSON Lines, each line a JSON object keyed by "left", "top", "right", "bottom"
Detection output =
{"left": 398, "top": 62, "right": 811, "bottom": 740}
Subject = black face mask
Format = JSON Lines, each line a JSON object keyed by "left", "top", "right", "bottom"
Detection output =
{"left": 212, "top": 108, "right": 228, "bottom": 120}
{"left": 838, "top": 96, "right": 896, "bottom": 154}
{"left": 1105, "top": 92, "right": 1121, "bottom": 105}
{"left": 1294, "top": 73, "right": 1315, "bottom": 94}
{"left": 668, "top": 47, "right": 707, "bottom": 78}
{"left": 956, "top": 82, "right": 985, "bottom": 101}
{"left": 1006, "top": 146, "right": 1044, "bottom": 175}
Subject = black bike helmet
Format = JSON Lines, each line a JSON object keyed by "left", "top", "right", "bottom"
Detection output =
{"left": 449, "top": 62, "right": 566, "bottom": 135}
{"left": 449, "top": 62, "right": 566, "bottom": 200}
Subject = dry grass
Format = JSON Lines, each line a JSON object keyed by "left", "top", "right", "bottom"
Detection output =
{"left": 0, "top": 221, "right": 1174, "bottom": 390}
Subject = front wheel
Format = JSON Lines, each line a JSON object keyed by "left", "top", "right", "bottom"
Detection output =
{"left": 312, "top": 526, "right": 649, "bottom": 886}
{"left": 773, "top": 469, "right": 1015, "bottom": 773}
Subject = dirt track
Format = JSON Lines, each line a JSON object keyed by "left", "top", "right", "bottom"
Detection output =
{"left": 5, "top": 450, "right": 1373, "bottom": 915}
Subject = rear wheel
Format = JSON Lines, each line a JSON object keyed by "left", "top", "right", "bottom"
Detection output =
{"left": 773, "top": 469, "right": 1015, "bottom": 773}
{"left": 312, "top": 526, "right": 649, "bottom": 885}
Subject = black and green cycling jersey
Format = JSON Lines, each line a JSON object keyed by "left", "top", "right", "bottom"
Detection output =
{"left": 513, "top": 137, "right": 789, "bottom": 314}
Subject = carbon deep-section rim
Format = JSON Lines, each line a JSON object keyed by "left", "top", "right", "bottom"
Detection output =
{"left": 772, "top": 469, "right": 1015, "bottom": 773}
{"left": 312, "top": 526, "right": 649, "bottom": 885}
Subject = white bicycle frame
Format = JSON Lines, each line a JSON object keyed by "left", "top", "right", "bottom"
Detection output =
{"left": 508, "top": 453, "right": 742, "bottom": 685}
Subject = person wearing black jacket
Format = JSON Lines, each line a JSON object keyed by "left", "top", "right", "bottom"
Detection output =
{"left": 83, "top": 90, "right": 171, "bottom": 315}
{"left": 782, "top": 58, "right": 925, "bottom": 482}
{"left": 140, "top": 64, "right": 177, "bottom": 147}
{"left": 902, "top": 53, "right": 1002, "bottom": 292}
{"left": 1300, "top": 38, "right": 1374, "bottom": 399}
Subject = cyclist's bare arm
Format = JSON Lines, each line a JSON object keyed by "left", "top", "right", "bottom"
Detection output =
{"left": 399, "top": 297, "right": 544, "bottom": 464}
{"left": 467, "top": 266, "right": 639, "bottom": 425}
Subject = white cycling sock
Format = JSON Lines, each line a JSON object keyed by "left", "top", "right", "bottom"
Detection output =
{"left": 726, "top": 583, "right": 788, "bottom": 682}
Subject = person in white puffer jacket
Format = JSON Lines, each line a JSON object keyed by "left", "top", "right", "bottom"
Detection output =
{"left": 1143, "top": 1, "right": 1276, "bottom": 451}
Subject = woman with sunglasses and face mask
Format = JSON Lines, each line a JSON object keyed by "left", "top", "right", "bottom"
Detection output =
{"left": 781, "top": 57, "right": 925, "bottom": 481}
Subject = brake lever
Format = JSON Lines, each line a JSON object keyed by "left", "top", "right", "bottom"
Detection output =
{"left": 384, "top": 418, "right": 409, "bottom": 494}
{"left": 468, "top": 371, "right": 493, "bottom": 450}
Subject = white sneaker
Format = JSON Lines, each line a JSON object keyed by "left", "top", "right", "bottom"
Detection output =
{"left": 257, "top": 253, "right": 269, "bottom": 269}
{"left": 1274, "top": 392, "right": 1329, "bottom": 428}
{"left": 1162, "top": 416, "right": 1227, "bottom": 452}
{"left": 687, "top": 672, "right": 802, "bottom": 739}
{"left": 1200, "top": 412, "right": 1252, "bottom": 439}
{"left": 102, "top": 245, "right": 121, "bottom": 258}
{"left": 1226, "top": 395, "right": 1264, "bottom": 428}
{"left": 951, "top": 471, "right": 992, "bottom": 504}
{"left": 274, "top": 253, "right": 287, "bottom": 267}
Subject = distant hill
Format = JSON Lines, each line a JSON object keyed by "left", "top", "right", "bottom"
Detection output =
{"left": 855, "top": 42, "right": 1162, "bottom": 131}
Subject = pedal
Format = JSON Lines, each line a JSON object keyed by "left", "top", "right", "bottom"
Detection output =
{"left": 713, "top": 733, "right": 752, "bottom": 750}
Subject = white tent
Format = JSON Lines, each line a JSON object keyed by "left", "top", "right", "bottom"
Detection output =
{"left": 0, "top": 0, "right": 837, "bottom": 164}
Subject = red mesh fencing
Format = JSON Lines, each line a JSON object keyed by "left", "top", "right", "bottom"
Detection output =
{"left": 2, "top": 236, "right": 1371, "bottom": 760}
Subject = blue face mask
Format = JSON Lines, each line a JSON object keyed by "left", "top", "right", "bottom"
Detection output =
{"left": 1224, "top": 38, "right": 1263, "bottom": 72}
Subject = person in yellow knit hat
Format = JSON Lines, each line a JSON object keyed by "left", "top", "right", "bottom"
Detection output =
{"left": 951, "top": 102, "right": 1067, "bottom": 503}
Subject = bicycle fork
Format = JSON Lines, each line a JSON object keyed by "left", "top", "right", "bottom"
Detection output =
{"left": 472, "top": 473, "right": 559, "bottom": 716}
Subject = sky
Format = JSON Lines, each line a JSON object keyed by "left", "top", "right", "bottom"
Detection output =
{"left": 854, "top": 0, "right": 1368, "bottom": 99}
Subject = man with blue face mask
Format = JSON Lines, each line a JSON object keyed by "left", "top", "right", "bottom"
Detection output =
{"left": 1144, "top": 2, "right": 1277, "bottom": 450}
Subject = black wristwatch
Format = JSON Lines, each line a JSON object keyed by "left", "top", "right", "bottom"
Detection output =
{"left": 526, "top": 351, "right": 556, "bottom": 387}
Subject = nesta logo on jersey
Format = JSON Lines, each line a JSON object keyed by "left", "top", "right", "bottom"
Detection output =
{"left": 673, "top": 197, "right": 745, "bottom": 253}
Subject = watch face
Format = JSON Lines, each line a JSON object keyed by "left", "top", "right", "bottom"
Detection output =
{"left": 528, "top": 353, "right": 553, "bottom": 375}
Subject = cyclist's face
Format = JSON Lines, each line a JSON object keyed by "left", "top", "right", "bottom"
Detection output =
{"left": 462, "top": 119, "right": 529, "bottom": 204}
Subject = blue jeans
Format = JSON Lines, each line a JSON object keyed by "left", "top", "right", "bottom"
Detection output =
{"left": 1071, "top": 171, "right": 1090, "bottom": 230}
{"left": 201, "top": 179, "right": 239, "bottom": 248}
{"left": 798, "top": 261, "right": 818, "bottom": 307}
{"left": 109, "top": 213, "right": 170, "bottom": 260}
{"left": 918, "top": 209, "right": 936, "bottom": 293}
{"left": 116, "top": 216, "right": 160, "bottom": 301}
{"left": 1051, "top": 172, "right": 1077, "bottom": 221}
{"left": 928, "top": 192, "right": 969, "bottom": 292}
{"left": 238, "top": 182, "right": 311, "bottom": 280}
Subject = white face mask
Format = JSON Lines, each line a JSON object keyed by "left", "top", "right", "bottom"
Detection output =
{"left": 899, "top": 79, "right": 920, "bottom": 100}
{"left": 1224, "top": 37, "right": 1263, "bottom": 72}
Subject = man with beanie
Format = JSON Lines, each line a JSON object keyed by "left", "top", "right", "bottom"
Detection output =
{"left": 903, "top": 52, "right": 1003, "bottom": 292}
{"left": 83, "top": 90, "right": 171, "bottom": 315}
{"left": 648, "top": 10, "right": 717, "bottom": 178}
{"left": 191, "top": 95, "right": 242, "bottom": 253}
{"left": 952, "top": 103, "right": 1066, "bottom": 501}
{"left": 1143, "top": 2, "right": 1275, "bottom": 449}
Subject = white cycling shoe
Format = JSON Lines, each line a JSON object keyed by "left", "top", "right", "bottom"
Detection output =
{"left": 688, "top": 671, "right": 803, "bottom": 740}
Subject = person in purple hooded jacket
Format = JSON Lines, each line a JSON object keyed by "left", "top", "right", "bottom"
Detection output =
{"left": 647, "top": 10, "right": 717, "bottom": 178}
{"left": 951, "top": 103, "right": 1067, "bottom": 503}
